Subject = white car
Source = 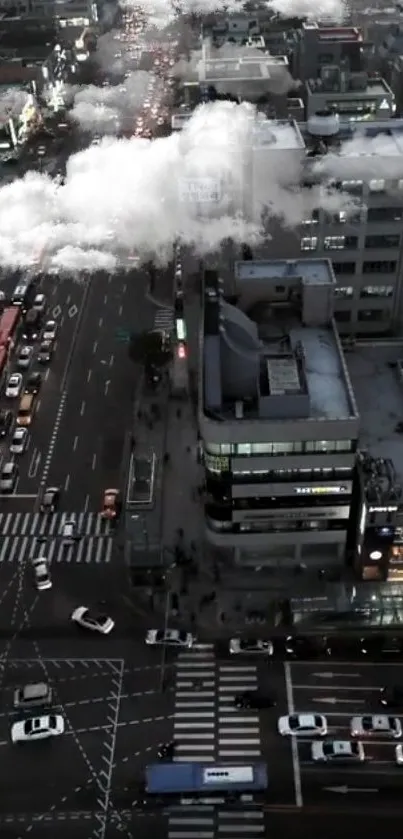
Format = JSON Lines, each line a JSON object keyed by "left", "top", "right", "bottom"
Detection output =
{"left": 42, "top": 320, "right": 57, "bottom": 341}
{"left": 32, "top": 557, "right": 52, "bottom": 591}
{"left": 278, "top": 713, "right": 328, "bottom": 737}
{"left": 71, "top": 606, "right": 114, "bottom": 634}
{"left": 396, "top": 744, "right": 403, "bottom": 765}
{"left": 33, "top": 293, "right": 46, "bottom": 313}
{"left": 229, "top": 638, "right": 274, "bottom": 656}
{"left": 145, "top": 629, "right": 194, "bottom": 647}
{"left": 0, "top": 461, "right": 18, "bottom": 493}
{"left": 351, "top": 714, "right": 402, "bottom": 739}
{"left": 61, "top": 519, "right": 79, "bottom": 543}
{"left": 5, "top": 373, "right": 22, "bottom": 398}
{"left": 311, "top": 740, "right": 365, "bottom": 763}
{"left": 17, "top": 345, "right": 33, "bottom": 369}
{"left": 10, "top": 427, "right": 28, "bottom": 455}
{"left": 11, "top": 714, "right": 64, "bottom": 744}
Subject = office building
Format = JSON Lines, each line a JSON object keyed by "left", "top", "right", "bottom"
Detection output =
{"left": 197, "top": 55, "right": 293, "bottom": 101}
{"left": 301, "top": 114, "right": 403, "bottom": 336}
{"left": 294, "top": 22, "right": 365, "bottom": 82}
{"left": 0, "top": 0, "right": 98, "bottom": 24}
{"left": 199, "top": 257, "right": 359, "bottom": 574}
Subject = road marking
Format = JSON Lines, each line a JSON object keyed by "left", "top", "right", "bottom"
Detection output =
{"left": 92, "top": 453, "right": 97, "bottom": 470}
{"left": 64, "top": 473, "right": 70, "bottom": 491}
{"left": 87, "top": 369, "right": 92, "bottom": 382}
{"left": 40, "top": 392, "right": 67, "bottom": 488}
{"left": 312, "top": 696, "right": 365, "bottom": 704}
{"left": 80, "top": 400, "right": 85, "bottom": 416}
{"left": 285, "top": 662, "right": 303, "bottom": 807}
{"left": 52, "top": 305, "right": 62, "bottom": 318}
{"left": 294, "top": 685, "right": 377, "bottom": 691}
{"left": 28, "top": 449, "right": 41, "bottom": 479}
{"left": 68, "top": 304, "right": 78, "bottom": 318}
{"left": 99, "top": 317, "right": 103, "bottom": 328}
{"left": 109, "top": 354, "right": 114, "bottom": 367}
{"left": 73, "top": 436, "right": 78, "bottom": 451}
{"left": 93, "top": 341, "right": 97, "bottom": 353}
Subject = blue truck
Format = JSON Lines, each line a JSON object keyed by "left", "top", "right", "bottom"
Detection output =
{"left": 145, "top": 762, "right": 268, "bottom": 795}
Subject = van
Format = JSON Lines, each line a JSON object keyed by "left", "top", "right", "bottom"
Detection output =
{"left": 12, "top": 281, "right": 34, "bottom": 308}
{"left": 17, "top": 393, "right": 35, "bottom": 426}
{"left": 22, "top": 308, "right": 41, "bottom": 340}
{"left": 13, "top": 682, "right": 52, "bottom": 709}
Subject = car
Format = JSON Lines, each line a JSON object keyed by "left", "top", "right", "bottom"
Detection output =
{"left": 42, "top": 320, "right": 57, "bottom": 341}
{"left": 101, "top": 488, "right": 121, "bottom": 519}
{"left": 71, "top": 606, "right": 115, "bottom": 634}
{"left": 17, "top": 345, "right": 33, "bottom": 369}
{"left": 0, "top": 409, "right": 12, "bottom": 438}
{"left": 10, "top": 427, "right": 28, "bottom": 455}
{"left": 145, "top": 629, "right": 194, "bottom": 647}
{"left": 11, "top": 714, "right": 64, "bottom": 744}
{"left": 278, "top": 713, "right": 328, "bottom": 737}
{"left": 24, "top": 372, "right": 42, "bottom": 394}
{"left": 5, "top": 373, "right": 22, "bottom": 398}
{"left": 229, "top": 639, "right": 274, "bottom": 656}
{"left": 40, "top": 486, "right": 60, "bottom": 513}
{"left": 351, "top": 714, "right": 402, "bottom": 739}
{"left": 311, "top": 739, "right": 365, "bottom": 763}
{"left": 31, "top": 556, "right": 52, "bottom": 591}
{"left": 380, "top": 686, "right": 403, "bottom": 708}
{"left": 33, "top": 293, "right": 46, "bottom": 313}
{"left": 284, "top": 635, "right": 327, "bottom": 659}
{"left": 22, "top": 308, "right": 41, "bottom": 341}
{"left": 37, "top": 340, "right": 53, "bottom": 364}
{"left": 61, "top": 519, "right": 79, "bottom": 543}
{"left": 0, "top": 461, "right": 18, "bottom": 493}
{"left": 234, "top": 691, "right": 276, "bottom": 709}
{"left": 13, "top": 682, "right": 52, "bottom": 710}
{"left": 396, "top": 744, "right": 403, "bottom": 764}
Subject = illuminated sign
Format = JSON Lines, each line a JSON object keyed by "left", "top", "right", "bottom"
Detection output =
{"left": 295, "top": 485, "right": 348, "bottom": 495}
{"left": 205, "top": 454, "right": 229, "bottom": 472}
{"left": 368, "top": 506, "right": 397, "bottom": 513}
{"left": 176, "top": 319, "right": 186, "bottom": 341}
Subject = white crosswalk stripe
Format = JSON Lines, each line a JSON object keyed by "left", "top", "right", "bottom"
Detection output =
{"left": 0, "top": 512, "right": 112, "bottom": 537}
{"left": 0, "top": 535, "right": 113, "bottom": 564}
{"left": 153, "top": 306, "right": 174, "bottom": 332}
{"left": 169, "top": 647, "right": 266, "bottom": 838}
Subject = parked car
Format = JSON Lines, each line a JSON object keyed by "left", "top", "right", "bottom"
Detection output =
{"left": 311, "top": 740, "right": 365, "bottom": 763}
{"left": 13, "top": 682, "right": 52, "bottom": 710}
{"left": 11, "top": 714, "right": 64, "bottom": 744}
{"left": 278, "top": 713, "right": 328, "bottom": 737}
{"left": 229, "top": 639, "right": 274, "bottom": 656}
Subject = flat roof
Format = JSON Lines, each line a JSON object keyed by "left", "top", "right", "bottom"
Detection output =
{"left": 251, "top": 119, "right": 305, "bottom": 150}
{"left": 337, "top": 120, "right": 403, "bottom": 156}
{"left": 199, "top": 55, "right": 288, "bottom": 82}
{"left": 290, "top": 325, "right": 351, "bottom": 420}
{"left": 235, "top": 259, "right": 334, "bottom": 285}
{"left": 346, "top": 345, "right": 403, "bottom": 487}
{"left": 306, "top": 77, "right": 391, "bottom": 97}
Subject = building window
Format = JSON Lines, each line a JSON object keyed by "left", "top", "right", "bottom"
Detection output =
{"left": 369, "top": 179, "right": 386, "bottom": 192}
{"left": 360, "top": 285, "right": 393, "bottom": 298}
{"left": 301, "top": 236, "right": 317, "bottom": 251}
{"left": 275, "top": 285, "right": 285, "bottom": 293}
{"left": 228, "top": 441, "right": 353, "bottom": 456}
{"left": 357, "top": 309, "right": 386, "bottom": 322}
{"left": 334, "top": 286, "right": 353, "bottom": 298}
{"left": 251, "top": 443, "right": 274, "bottom": 454}
{"left": 326, "top": 209, "right": 362, "bottom": 224}
{"left": 324, "top": 236, "right": 346, "bottom": 250}
{"left": 302, "top": 209, "right": 319, "bottom": 225}
{"left": 334, "top": 310, "right": 351, "bottom": 322}
{"left": 333, "top": 262, "right": 356, "bottom": 276}
{"left": 367, "top": 206, "right": 403, "bottom": 223}
{"left": 305, "top": 440, "right": 353, "bottom": 453}
{"left": 237, "top": 444, "right": 252, "bottom": 455}
{"left": 365, "top": 234, "right": 400, "bottom": 249}
{"left": 363, "top": 260, "right": 397, "bottom": 274}
{"left": 340, "top": 179, "right": 363, "bottom": 196}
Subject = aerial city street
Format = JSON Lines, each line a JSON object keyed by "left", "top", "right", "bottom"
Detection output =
{"left": 1, "top": 0, "right": 403, "bottom": 837}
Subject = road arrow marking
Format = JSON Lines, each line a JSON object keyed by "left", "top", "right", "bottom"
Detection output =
{"left": 313, "top": 673, "right": 361, "bottom": 679}
{"left": 313, "top": 697, "right": 365, "bottom": 705}
{"left": 324, "top": 786, "right": 378, "bottom": 794}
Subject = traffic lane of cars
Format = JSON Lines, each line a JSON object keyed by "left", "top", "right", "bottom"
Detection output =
{"left": 289, "top": 661, "right": 403, "bottom": 805}
{"left": 0, "top": 279, "right": 86, "bottom": 496}
{"left": 46, "top": 270, "right": 153, "bottom": 509}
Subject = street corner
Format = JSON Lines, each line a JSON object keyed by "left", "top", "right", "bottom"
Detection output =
{"left": 0, "top": 657, "right": 124, "bottom": 815}
{"left": 286, "top": 659, "right": 403, "bottom": 810}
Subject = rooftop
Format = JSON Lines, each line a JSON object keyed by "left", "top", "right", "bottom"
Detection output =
{"left": 199, "top": 56, "right": 288, "bottom": 82}
{"left": 251, "top": 118, "right": 305, "bottom": 150}
{"left": 202, "top": 259, "right": 357, "bottom": 424}
{"left": 346, "top": 345, "right": 403, "bottom": 492}
{"left": 306, "top": 76, "right": 392, "bottom": 98}
{"left": 302, "top": 23, "right": 362, "bottom": 42}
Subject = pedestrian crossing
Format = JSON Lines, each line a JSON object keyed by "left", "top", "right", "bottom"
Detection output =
{"left": 153, "top": 306, "right": 174, "bottom": 332}
{"left": 0, "top": 534, "right": 113, "bottom": 564}
{"left": 169, "top": 643, "right": 265, "bottom": 839}
{"left": 0, "top": 512, "right": 112, "bottom": 537}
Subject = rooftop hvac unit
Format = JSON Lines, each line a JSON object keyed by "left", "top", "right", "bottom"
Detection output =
{"left": 307, "top": 109, "right": 340, "bottom": 138}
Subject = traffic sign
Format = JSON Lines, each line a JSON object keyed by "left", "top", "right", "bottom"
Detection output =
{"left": 52, "top": 305, "right": 62, "bottom": 318}
{"left": 379, "top": 98, "right": 389, "bottom": 110}
{"left": 68, "top": 304, "right": 78, "bottom": 318}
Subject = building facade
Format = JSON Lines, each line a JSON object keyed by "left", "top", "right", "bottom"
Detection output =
{"left": 199, "top": 258, "right": 360, "bottom": 573}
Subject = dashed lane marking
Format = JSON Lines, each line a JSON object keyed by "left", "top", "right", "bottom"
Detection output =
{"left": 40, "top": 391, "right": 67, "bottom": 488}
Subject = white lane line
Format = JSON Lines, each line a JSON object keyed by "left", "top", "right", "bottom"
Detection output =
{"left": 80, "top": 400, "right": 85, "bottom": 416}
{"left": 285, "top": 661, "right": 303, "bottom": 808}
{"left": 73, "top": 436, "right": 78, "bottom": 451}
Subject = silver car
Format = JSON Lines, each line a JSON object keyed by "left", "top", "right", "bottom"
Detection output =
{"left": 0, "top": 461, "right": 18, "bottom": 493}
{"left": 10, "top": 427, "right": 28, "bottom": 455}
{"left": 229, "top": 638, "right": 274, "bottom": 656}
{"left": 31, "top": 557, "right": 52, "bottom": 591}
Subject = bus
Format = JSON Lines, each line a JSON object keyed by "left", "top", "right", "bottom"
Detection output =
{"left": 0, "top": 306, "right": 20, "bottom": 347}
{"left": 145, "top": 763, "right": 268, "bottom": 796}
{"left": 0, "top": 346, "right": 7, "bottom": 387}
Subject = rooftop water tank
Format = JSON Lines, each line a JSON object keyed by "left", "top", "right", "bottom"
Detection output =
{"left": 307, "top": 109, "right": 340, "bottom": 138}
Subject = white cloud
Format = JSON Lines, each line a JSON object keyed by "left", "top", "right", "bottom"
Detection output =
{"left": 71, "top": 71, "right": 158, "bottom": 133}
{"left": 269, "top": 0, "right": 346, "bottom": 21}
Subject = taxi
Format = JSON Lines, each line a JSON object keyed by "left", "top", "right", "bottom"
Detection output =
{"left": 101, "top": 488, "right": 121, "bottom": 519}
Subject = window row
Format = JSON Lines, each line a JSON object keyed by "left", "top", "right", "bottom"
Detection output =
{"left": 335, "top": 309, "right": 389, "bottom": 323}
{"left": 333, "top": 261, "right": 398, "bottom": 275}
{"left": 301, "top": 235, "right": 400, "bottom": 252}
{"left": 303, "top": 206, "right": 403, "bottom": 225}
{"left": 204, "top": 440, "right": 354, "bottom": 456}
{"left": 206, "top": 518, "right": 348, "bottom": 533}
{"left": 333, "top": 179, "right": 403, "bottom": 195}
{"left": 334, "top": 285, "right": 394, "bottom": 299}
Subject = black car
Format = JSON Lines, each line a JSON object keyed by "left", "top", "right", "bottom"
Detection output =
{"left": 37, "top": 341, "right": 53, "bottom": 364}
{"left": 284, "top": 635, "right": 327, "bottom": 659}
{"left": 24, "top": 372, "right": 42, "bottom": 394}
{"left": 234, "top": 691, "right": 276, "bottom": 709}
{"left": 380, "top": 686, "right": 403, "bottom": 708}
{"left": 0, "top": 409, "right": 12, "bottom": 438}
{"left": 40, "top": 486, "right": 60, "bottom": 513}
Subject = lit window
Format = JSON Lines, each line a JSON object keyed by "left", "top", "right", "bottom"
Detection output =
{"left": 369, "top": 179, "right": 385, "bottom": 192}
{"left": 301, "top": 237, "right": 317, "bottom": 251}
{"left": 324, "top": 236, "right": 345, "bottom": 250}
{"left": 360, "top": 285, "right": 394, "bottom": 298}
{"left": 237, "top": 444, "right": 252, "bottom": 455}
{"left": 334, "top": 286, "right": 353, "bottom": 298}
